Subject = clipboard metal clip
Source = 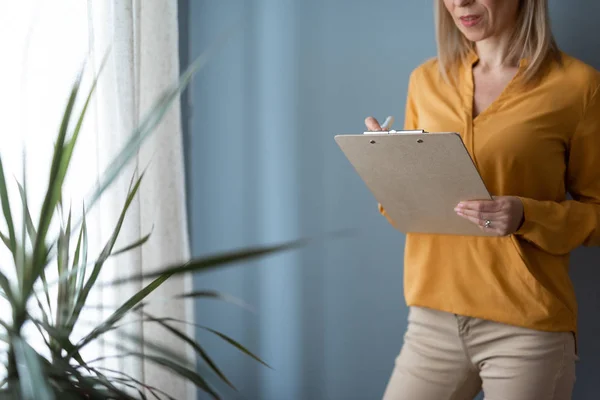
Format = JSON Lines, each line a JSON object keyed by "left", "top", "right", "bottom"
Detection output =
{"left": 363, "top": 129, "right": 428, "bottom": 135}
{"left": 389, "top": 129, "right": 427, "bottom": 134}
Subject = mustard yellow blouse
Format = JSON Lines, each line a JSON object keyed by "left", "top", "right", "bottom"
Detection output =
{"left": 380, "top": 51, "right": 600, "bottom": 333}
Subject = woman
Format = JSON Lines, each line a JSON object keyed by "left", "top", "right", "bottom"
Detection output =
{"left": 367, "top": 1, "right": 600, "bottom": 399}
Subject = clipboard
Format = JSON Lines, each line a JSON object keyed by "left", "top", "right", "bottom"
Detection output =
{"left": 334, "top": 131, "right": 495, "bottom": 236}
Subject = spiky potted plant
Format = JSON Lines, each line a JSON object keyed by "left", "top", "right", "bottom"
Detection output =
{"left": 0, "top": 49, "right": 306, "bottom": 399}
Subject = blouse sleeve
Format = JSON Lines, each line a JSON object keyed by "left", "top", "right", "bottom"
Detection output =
{"left": 515, "top": 84, "right": 600, "bottom": 255}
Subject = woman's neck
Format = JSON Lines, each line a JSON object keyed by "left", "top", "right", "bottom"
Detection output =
{"left": 474, "top": 31, "right": 518, "bottom": 70}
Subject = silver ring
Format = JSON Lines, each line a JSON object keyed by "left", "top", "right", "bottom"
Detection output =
{"left": 484, "top": 219, "right": 492, "bottom": 228}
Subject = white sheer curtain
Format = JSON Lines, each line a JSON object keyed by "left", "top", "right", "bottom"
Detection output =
{"left": 0, "top": 1, "right": 194, "bottom": 398}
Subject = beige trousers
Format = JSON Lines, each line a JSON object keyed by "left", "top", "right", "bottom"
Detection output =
{"left": 382, "top": 307, "right": 577, "bottom": 400}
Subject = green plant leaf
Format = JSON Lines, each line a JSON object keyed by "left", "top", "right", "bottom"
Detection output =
{"left": 56, "top": 54, "right": 106, "bottom": 187}
{"left": 67, "top": 209, "right": 85, "bottom": 318}
{"left": 105, "top": 378, "right": 147, "bottom": 399}
{"left": 0, "top": 231, "right": 10, "bottom": 250}
{"left": 66, "top": 172, "right": 143, "bottom": 333}
{"left": 176, "top": 290, "right": 254, "bottom": 312}
{"left": 29, "top": 317, "right": 86, "bottom": 368}
{"left": 16, "top": 181, "right": 53, "bottom": 319}
{"left": 0, "top": 270, "right": 14, "bottom": 304}
{"left": 12, "top": 336, "right": 55, "bottom": 400}
{"left": 111, "top": 379, "right": 155, "bottom": 400}
{"left": 128, "top": 352, "right": 220, "bottom": 400}
{"left": 29, "top": 308, "right": 52, "bottom": 350}
{"left": 110, "top": 228, "right": 153, "bottom": 258}
{"left": 198, "top": 325, "right": 270, "bottom": 369}
{"left": 17, "top": 168, "right": 26, "bottom": 300}
{"left": 30, "top": 229, "right": 97, "bottom": 303}
{"left": 0, "top": 154, "right": 16, "bottom": 256}
{"left": 141, "top": 312, "right": 236, "bottom": 390}
{"left": 131, "top": 315, "right": 270, "bottom": 369}
{"left": 27, "top": 69, "right": 83, "bottom": 304}
{"left": 66, "top": 173, "right": 144, "bottom": 336}
{"left": 48, "top": 355, "right": 137, "bottom": 400}
{"left": 0, "top": 318, "right": 11, "bottom": 332}
{"left": 67, "top": 336, "right": 206, "bottom": 398}
{"left": 73, "top": 207, "right": 88, "bottom": 312}
{"left": 55, "top": 208, "right": 71, "bottom": 328}
{"left": 38, "top": 273, "right": 52, "bottom": 324}
{"left": 108, "top": 238, "right": 309, "bottom": 286}
{"left": 16, "top": 182, "right": 36, "bottom": 244}
{"left": 93, "top": 367, "right": 175, "bottom": 400}
{"left": 69, "top": 270, "right": 170, "bottom": 357}
{"left": 82, "top": 368, "right": 138, "bottom": 400}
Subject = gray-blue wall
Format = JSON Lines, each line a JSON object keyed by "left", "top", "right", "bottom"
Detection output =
{"left": 179, "top": 1, "right": 600, "bottom": 399}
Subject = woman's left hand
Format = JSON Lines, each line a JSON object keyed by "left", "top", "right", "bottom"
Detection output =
{"left": 455, "top": 196, "right": 524, "bottom": 236}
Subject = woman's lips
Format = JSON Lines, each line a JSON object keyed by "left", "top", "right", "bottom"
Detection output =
{"left": 459, "top": 15, "right": 482, "bottom": 28}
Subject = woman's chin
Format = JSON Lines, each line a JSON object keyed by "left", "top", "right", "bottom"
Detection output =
{"left": 455, "top": 25, "right": 492, "bottom": 44}
{"left": 460, "top": 31, "right": 488, "bottom": 43}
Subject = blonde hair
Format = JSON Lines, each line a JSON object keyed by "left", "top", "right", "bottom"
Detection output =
{"left": 435, "top": 0, "right": 561, "bottom": 84}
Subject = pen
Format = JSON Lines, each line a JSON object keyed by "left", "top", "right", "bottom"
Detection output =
{"left": 381, "top": 116, "right": 394, "bottom": 130}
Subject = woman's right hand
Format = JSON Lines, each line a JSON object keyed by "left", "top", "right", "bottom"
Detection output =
{"left": 364, "top": 116, "right": 383, "bottom": 131}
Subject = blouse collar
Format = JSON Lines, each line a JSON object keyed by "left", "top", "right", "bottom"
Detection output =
{"left": 465, "top": 48, "right": 528, "bottom": 69}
